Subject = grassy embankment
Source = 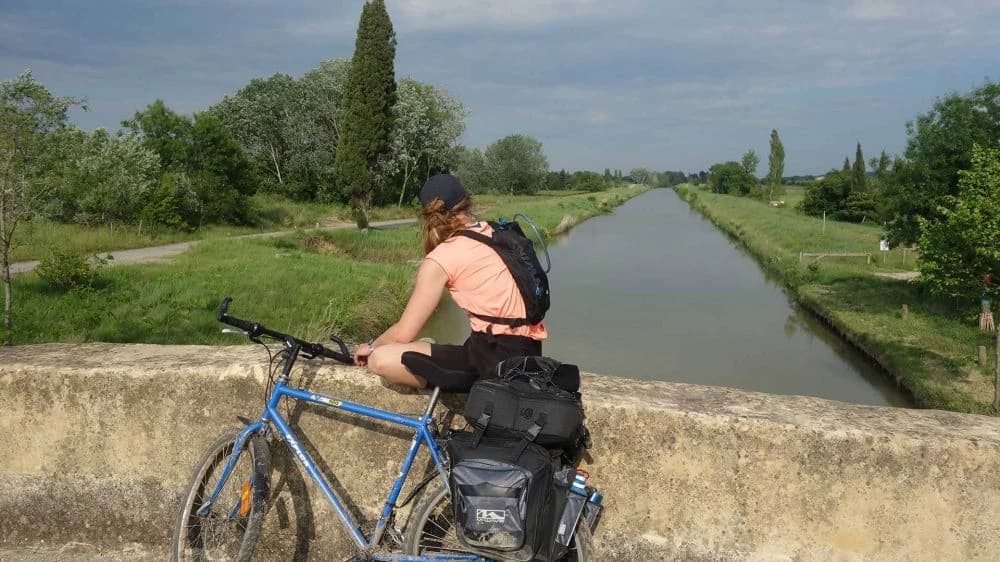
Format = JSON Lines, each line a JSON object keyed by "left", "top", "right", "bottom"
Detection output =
{"left": 676, "top": 184, "right": 997, "bottom": 415}
{"left": 11, "top": 186, "right": 646, "bottom": 347}
{"left": 11, "top": 193, "right": 417, "bottom": 262}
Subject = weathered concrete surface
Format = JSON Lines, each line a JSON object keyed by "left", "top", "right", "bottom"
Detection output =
{"left": 3, "top": 344, "right": 1000, "bottom": 561}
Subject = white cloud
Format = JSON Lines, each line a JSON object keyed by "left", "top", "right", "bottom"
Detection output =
{"left": 844, "top": 0, "right": 905, "bottom": 21}
{"left": 389, "top": 0, "right": 635, "bottom": 30}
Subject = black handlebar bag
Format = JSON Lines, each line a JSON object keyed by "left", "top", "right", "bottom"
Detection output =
{"left": 447, "top": 432, "right": 555, "bottom": 561}
{"left": 464, "top": 356, "right": 586, "bottom": 451}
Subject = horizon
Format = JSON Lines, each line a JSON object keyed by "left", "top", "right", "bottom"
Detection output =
{"left": 2, "top": 0, "right": 998, "bottom": 175}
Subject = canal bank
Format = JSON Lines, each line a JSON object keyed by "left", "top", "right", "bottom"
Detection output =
{"left": 425, "top": 188, "right": 910, "bottom": 407}
{"left": 675, "top": 185, "right": 998, "bottom": 415}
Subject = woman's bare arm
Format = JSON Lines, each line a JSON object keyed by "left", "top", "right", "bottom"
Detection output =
{"left": 376, "top": 259, "right": 447, "bottom": 345}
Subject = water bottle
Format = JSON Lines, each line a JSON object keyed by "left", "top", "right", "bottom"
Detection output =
{"left": 583, "top": 490, "right": 603, "bottom": 529}
{"left": 555, "top": 470, "right": 589, "bottom": 546}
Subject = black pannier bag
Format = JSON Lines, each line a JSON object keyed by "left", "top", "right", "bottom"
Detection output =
{"left": 447, "top": 432, "right": 555, "bottom": 561}
{"left": 464, "top": 356, "right": 586, "bottom": 450}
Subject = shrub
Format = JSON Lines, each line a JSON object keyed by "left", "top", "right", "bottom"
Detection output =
{"left": 36, "top": 249, "right": 95, "bottom": 291}
{"left": 918, "top": 145, "right": 1000, "bottom": 302}
{"left": 708, "top": 161, "right": 756, "bottom": 195}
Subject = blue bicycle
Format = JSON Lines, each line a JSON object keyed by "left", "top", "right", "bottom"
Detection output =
{"left": 170, "top": 298, "right": 594, "bottom": 561}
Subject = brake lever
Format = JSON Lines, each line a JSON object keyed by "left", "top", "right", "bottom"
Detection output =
{"left": 221, "top": 328, "right": 249, "bottom": 337}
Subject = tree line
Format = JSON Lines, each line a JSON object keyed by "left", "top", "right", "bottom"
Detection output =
{"left": 801, "top": 81, "right": 999, "bottom": 302}
{"left": 704, "top": 129, "right": 786, "bottom": 201}
{"left": 696, "top": 80, "right": 999, "bottom": 304}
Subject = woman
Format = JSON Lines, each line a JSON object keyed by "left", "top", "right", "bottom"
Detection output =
{"left": 354, "top": 174, "right": 546, "bottom": 388}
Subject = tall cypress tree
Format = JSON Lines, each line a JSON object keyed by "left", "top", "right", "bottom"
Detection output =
{"left": 766, "top": 129, "right": 785, "bottom": 201}
{"left": 852, "top": 142, "right": 867, "bottom": 191}
{"left": 332, "top": 0, "right": 397, "bottom": 227}
{"left": 842, "top": 156, "right": 850, "bottom": 172}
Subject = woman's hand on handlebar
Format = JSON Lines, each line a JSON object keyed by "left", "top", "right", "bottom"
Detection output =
{"left": 354, "top": 342, "right": 373, "bottom": 367}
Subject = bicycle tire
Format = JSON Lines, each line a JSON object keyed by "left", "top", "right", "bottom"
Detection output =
{"left": 402, "top": 478, "right": 592, "bottom": 561}
{"left": 171, "top": 427, "right": 271, "bottom": 562}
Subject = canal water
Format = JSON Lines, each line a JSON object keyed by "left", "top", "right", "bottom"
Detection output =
{"left": 422, "top": 188, "right": 910, "bottom": 407}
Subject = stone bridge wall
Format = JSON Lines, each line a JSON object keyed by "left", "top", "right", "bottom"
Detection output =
{"left": 2, "top": 344, "right": 1000, "bottom": 561}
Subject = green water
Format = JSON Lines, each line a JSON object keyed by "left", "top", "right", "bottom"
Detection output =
{"left": 422, "top": 189, "right": 911, "bottom": 407}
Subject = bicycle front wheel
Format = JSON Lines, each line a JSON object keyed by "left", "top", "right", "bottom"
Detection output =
{"left": 171, "top": 427, "right": 271, "bottom": 562}
{"left": 403, "top": 478, "right": 593, "bottom": 561}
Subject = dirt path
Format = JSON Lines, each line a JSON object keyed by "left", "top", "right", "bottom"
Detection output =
{"left": 873, "top": 271, "right": 921, "bottom": 281}
{"left": 11, "top": 218, "right": 415, "bottom": 276}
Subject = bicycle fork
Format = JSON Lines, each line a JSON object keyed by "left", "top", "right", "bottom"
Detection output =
{"left": 196, "top": 421, "right": 266, "bottom": 518}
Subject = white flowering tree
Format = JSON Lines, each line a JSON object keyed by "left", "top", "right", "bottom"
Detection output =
{"left": 389, "top": 78, "right": 467, "bottom": 206}
{"left": 0, "top": 71, "right": 84, "bottom": 342}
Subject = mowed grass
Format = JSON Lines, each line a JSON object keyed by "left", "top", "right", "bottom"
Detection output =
{"left": 11, "top": 193, "right": 420, "bottom": 263}
{"left": 10, "top": 186, "right": 647, "bottom": 346}
{"left": 676, "top": 185, "right": 997, "bottom": 415}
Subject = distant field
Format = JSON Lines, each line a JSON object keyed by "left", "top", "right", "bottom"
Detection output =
{"left": 676, "top": 184, "right": 995, "bottom": 415}
{"left": 10, "top": 186, "right": 647, "bottom": 346}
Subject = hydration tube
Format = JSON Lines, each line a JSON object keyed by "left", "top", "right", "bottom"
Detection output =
{"left": 512, "top": 212, "right": 552, "bottom": 273}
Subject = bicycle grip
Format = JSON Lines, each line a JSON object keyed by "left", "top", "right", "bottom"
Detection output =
{"left": 217, "top": 296, "right": 233, "bottom": 321}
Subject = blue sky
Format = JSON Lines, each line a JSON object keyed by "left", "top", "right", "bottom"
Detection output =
{"left": 2, "top": 0, "right": 998, "bottom": 175}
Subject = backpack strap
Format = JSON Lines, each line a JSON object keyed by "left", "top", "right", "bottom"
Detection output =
{"left": 457, "top": 229, "right": 494, "bottom": 246}
{"left": 513, "top": 412, "right": 548, "bottom": 460}
{"left": 471, "top": 402, "right": 493, "bottom": 448}
{"left": 457, "top": 228, "right": 531, "bottom": 328}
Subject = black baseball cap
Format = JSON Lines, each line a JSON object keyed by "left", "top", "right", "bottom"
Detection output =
{"left": 419, "top": 174, "right": 468, "bottom": 210}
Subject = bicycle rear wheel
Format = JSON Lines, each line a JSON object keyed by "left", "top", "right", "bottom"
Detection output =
{"left": 172, "top": 427, "right": 271, "bottom": 562}
{"left": 403, "top": 478, "right": 592, "bottom": 561}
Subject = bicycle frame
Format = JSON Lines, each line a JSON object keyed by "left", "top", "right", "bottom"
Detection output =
{"left": 196, "top": 345, "right": 488, "bottom": 561}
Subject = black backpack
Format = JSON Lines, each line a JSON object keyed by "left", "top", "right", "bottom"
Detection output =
{"left": 459, "top": 219, "right": 550, "bottom": 327}
{"left": 464, "top": 357, "right": 587, "bottom": 452}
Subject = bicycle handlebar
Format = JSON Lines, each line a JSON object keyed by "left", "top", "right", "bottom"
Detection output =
{"left": 217, "top": 297, "right": 354, "bottom": 365}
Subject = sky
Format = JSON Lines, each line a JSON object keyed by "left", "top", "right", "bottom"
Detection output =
{"left": 2, "top": 0, "right": 999, "bottom": 175}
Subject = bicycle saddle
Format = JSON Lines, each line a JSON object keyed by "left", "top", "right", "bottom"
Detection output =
{"left": 401, "top": 351, "right": 479, "bottom": 392}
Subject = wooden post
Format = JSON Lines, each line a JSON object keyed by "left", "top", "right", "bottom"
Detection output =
{"left": 980, "top": 345, "right": 989, "bottom": 366}
{"left": 822, "top": 211, "right": 826, "bottom": 234}
{"left": 902, "top": 304, "right": 909, "bottom": 319}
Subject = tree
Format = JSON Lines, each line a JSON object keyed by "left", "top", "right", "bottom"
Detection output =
{"left": 387, "top": 78, "right": 466, "bottom": 206}
{"left": 767, "top": 129, "right": 784, "bottom": 201}
{"left": 604, "top": 168, "right": 612, "bottom": 185}
{"left": 875, "top": 149, "right": 891, "bottom": 179}
{"left": 884, "top": 81, "right": 1000, "bottom": 246}
{"left": 852, "top": 142, "right": 866, "bottom": 192}
{"left": 126, "top": 101, "right": 257, "bottom": 226}
{"left": 708, "top": 161, "right": 755, "bottom": 195}
{"left": 122, "top": 100, "right": 190, "bottom": 170}
{"left": 67, "top": 129, "right": 161, "bottom": 225}
{"left": 842, "top": 157, "right": 850, "bottom": 172}
{"left": 918, "top": 145, "right": 1000, "bottom": 302}
{"left": 741, "top": 149, "right": 759, "bottom": 178}
{"left": 575, "top": 171, "right": 605, "bottom": 192}
{"left": 334, "top": 0, "right": 397, "bottom": 226}
{"left": 189, "top": 113, "right": 258, "bottom": 224}
{"left": 483, "top": 135, "right": 548, "bottom": 194}
{"left": 801, "top": 170, "right": 850, "bottom": 218}
{"left": 210, "top": 74, "right": 300, "bottom": 194}
{"left": 630, "top": 168, "right": 658, "bottom": 186}
{"left": 0, "top": 71, "right": 84, "bottom": 342}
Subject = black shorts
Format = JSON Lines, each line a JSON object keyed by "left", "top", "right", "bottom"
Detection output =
{"left": 431, "top": 331, "right": 542, "bottom": 380}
